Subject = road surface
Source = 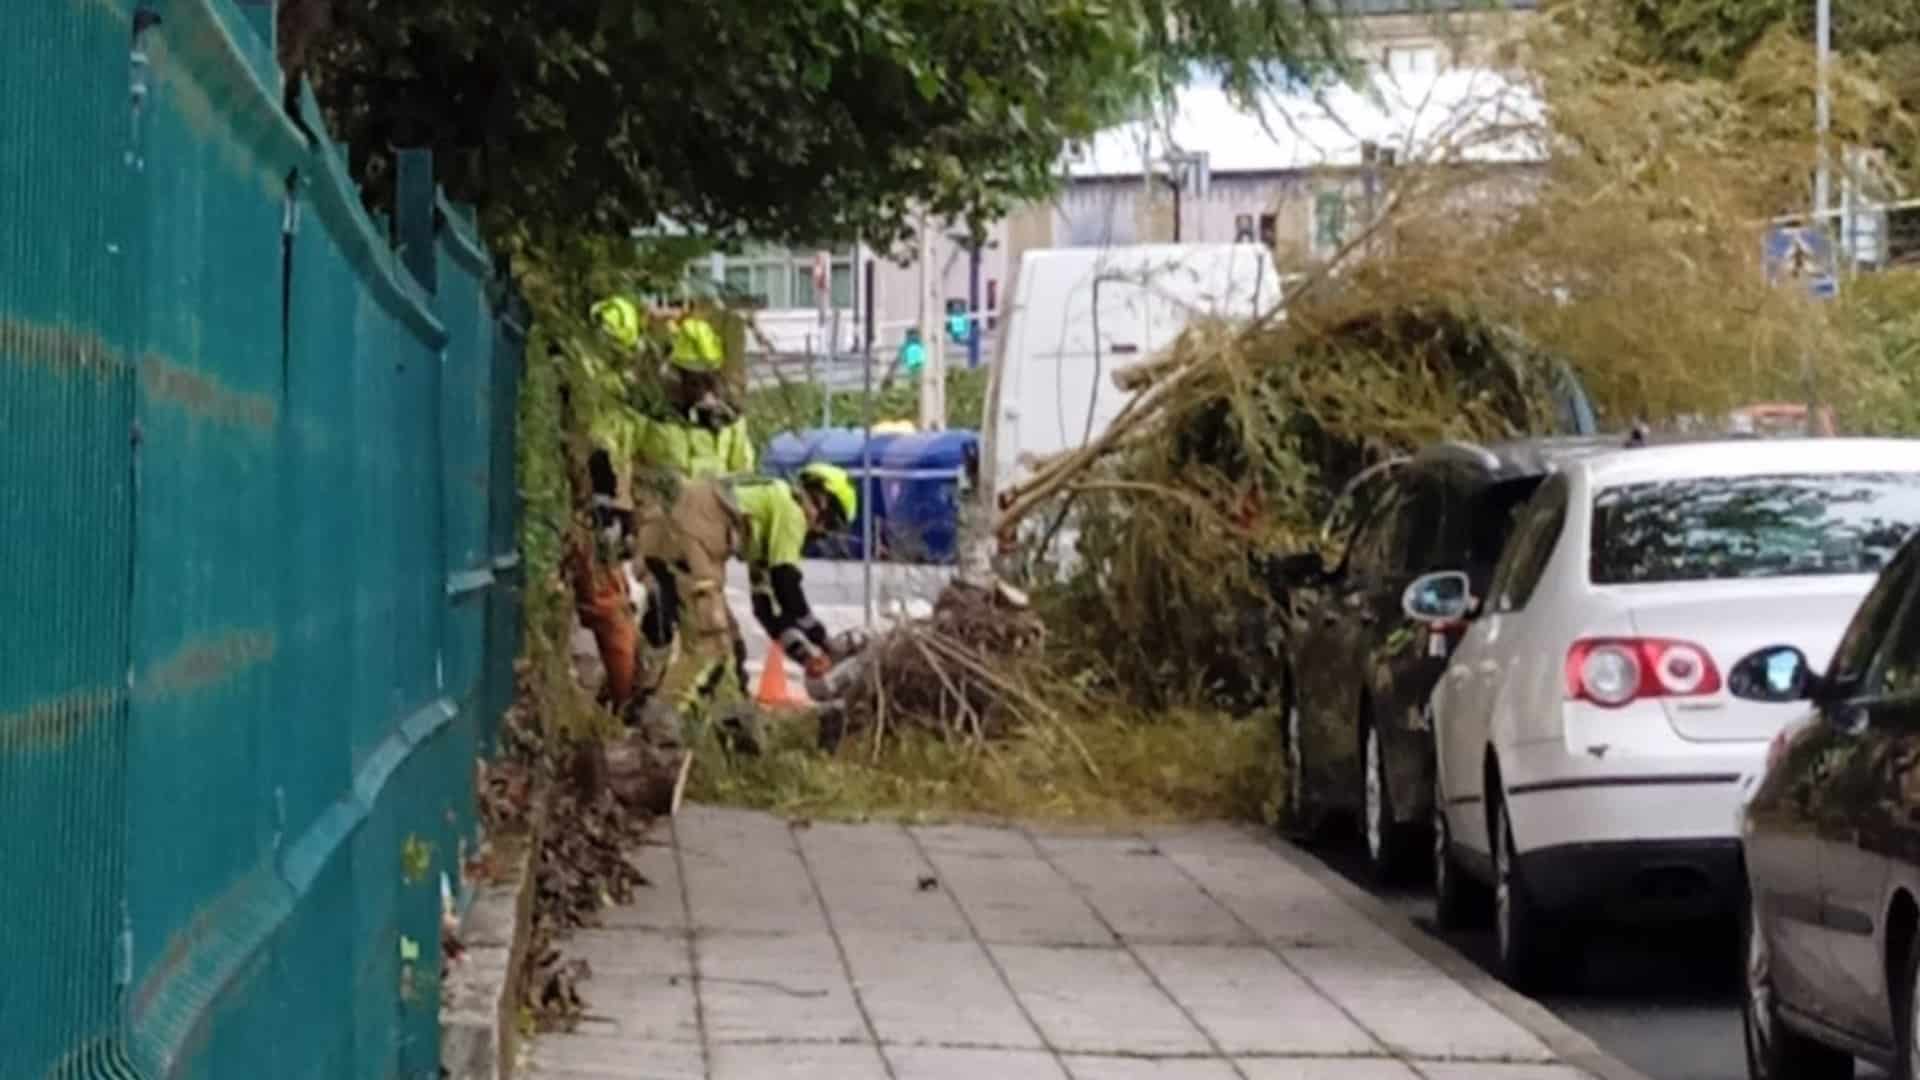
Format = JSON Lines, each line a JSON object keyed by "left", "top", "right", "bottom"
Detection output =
{"left": 1313, "top": 845, "right": 1889, "bottom": 1080}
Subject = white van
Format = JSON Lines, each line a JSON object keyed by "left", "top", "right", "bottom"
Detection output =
{"left": 978, "top": 243, "right": 1290, "bottom": 519}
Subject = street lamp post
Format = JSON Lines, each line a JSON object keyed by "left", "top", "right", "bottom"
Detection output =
{"left": 1815, "top": 0, "right": 1831, "bottom": 223}
{"left": 1160, "top": 152, "right": 1208, "bottom": 244}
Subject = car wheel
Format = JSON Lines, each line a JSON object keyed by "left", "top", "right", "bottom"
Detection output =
{"left": 1895, "top": 924, "right": 1920, "bottom": 1080}
{"left": 1493, "top": 798, "right": 1565, "bottom": 993}
{"left": 1433, "top": 798, "right": 1488, "bottom": 930}
{"left": 1362, "top": 722, "right": 1418, "bottom": 884}
{"left": 1742, "top": 892, "right": 1853, "bottom": 1079}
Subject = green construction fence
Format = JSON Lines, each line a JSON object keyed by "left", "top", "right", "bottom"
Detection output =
{"left": 0, "top": 2, "right": 526, "bottom": 1077}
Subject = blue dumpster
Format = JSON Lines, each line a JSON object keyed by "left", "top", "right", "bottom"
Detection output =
{"left": 761, "top": 428, "right": 904, "bottom": 559}
{"left": 878, "top": 431, "right": 980, "bottom": 564}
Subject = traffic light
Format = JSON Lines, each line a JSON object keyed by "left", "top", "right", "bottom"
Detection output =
{"left": 945, "top": 299, "right": 969, "bottom": 345}
{"left": 899, "top": 333, "right": 925, "bottom": 373}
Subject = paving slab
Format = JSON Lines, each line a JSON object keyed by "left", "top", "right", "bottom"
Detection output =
{"left": 1159, "top": 847, "right": 1400, "bottom": 952}
{"left": 1134, "top": 945, "right": 1382, "bottom": 1057}
{"left": 678, "top": 813, "right": 827, "bottom": 937}
{"left": 1046, "top": 847, "right": 1254, "bottom": 945}
{"left": 887, "top": 1046, "right": 1070, "bottom": 1079}
{"left": 525, "top": 806, "right": 1637, "bottom": 1080}
{"left": 1416, "top": 1065, "right": 1593, "bottom": 1080}
{"left": 697, "top": 933, "right": 869, "bottom": 1045}
{"left": 600, "top": 840, "right": 688, "bottom": 932}
{"left": 841, "top": 934, "right": 1043, "bottom": 1048}
{"left": 1283, "top": 947, "right": 1555, "bottom": 1063}
{"left": 523, "top": 1033, "right": 706, "bottom": 1079}
{"left": 1029, "top": 830, "right": 1161, "bottom": 857}
{"left": 707, "top": 1042, "right": 888, "bottom": 1079}
{"left": 1063, "top": 1056, "right": 1241, "bottom": 1080}
{"left": 532, "top": 929, "right": 699, "bottom": 1044}
{"left": 1236, "top": 1060, "right": 1423, "bottom": 1080}
{"left": 995, "top": 945, "right": 1212, "bottom": 1056}
{"left": 924, "top": 849, "right": 1114, "bottom": 947}
{"left": 795, "top": 823, "right": 973, "bottom": 940}
{"left": 909, "top": 822, "right": 1039, "bottom": 859}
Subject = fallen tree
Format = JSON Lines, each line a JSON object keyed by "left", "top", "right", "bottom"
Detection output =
{"left": 986, "top": 0, "right": 1919, "bottom": 711}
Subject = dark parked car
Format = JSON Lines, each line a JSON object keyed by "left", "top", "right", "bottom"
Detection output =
{"left": 1738, "top": 532, "right": 1920, "bottom": 1079}
{"left": 1272, "top": 436, "right": 1617, "bottom": 881}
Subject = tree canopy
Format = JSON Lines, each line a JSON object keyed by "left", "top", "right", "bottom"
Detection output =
{"left": 295, "top": 0, "right": 1352, "bottom": 250}
{"left": 1614, "top": 0, "right": 1920, "bottom": 126}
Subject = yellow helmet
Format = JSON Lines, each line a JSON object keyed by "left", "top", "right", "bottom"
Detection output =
{"left": 668, "top": 314, "right": 726, "bottom": 372}
{"left": 591, "top": 296, "right": 641, "bottom": 350}
{"left": 798, "top": 464, "right": 857, "bottom": 528}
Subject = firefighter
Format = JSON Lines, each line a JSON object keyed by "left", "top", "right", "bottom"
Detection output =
{"left": 591, "top": 296, "right": 759, "bottom": 717}
{"left": 736, "top": 464, "right": 859, "bottom": 682}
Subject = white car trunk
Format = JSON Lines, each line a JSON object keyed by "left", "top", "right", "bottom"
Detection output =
{"left": 1617, "top": 576, "right": 1874, "bottom": 742}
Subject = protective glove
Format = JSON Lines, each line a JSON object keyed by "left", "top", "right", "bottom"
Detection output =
{"left": 803, "top": 653, "right": 833, "bottom": 680}
{"left": 827, "top": 629, "right": 870, "bottom": 661}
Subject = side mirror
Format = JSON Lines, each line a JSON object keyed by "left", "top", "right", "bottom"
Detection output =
{"left": 1402, "top": 571, "right": 1473, "bottom": 624}
{"left": 1728, "top": 645, "right": 1816, "bottom": 704}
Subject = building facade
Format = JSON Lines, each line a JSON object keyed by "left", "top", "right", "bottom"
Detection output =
{"left": 717, "top": 0, "right": 1539, "bottom": 367}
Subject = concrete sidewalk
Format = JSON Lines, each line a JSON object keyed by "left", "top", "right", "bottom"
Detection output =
{"left": 523, "top": 806, "right": 1609, "bottom": 1080}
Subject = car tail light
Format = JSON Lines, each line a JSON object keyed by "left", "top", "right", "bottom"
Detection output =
{"left": 1564, "top": 638, "right": 1723, "bottom": 708}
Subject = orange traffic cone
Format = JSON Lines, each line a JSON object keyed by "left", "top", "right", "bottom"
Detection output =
{"left": 755, "top": 655, "right": 811, "bottom": 710}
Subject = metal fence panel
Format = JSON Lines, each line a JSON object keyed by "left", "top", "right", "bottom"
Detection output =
{"left": 1, "top": 3, "right": 523, "bottom": 1076}
{"left": 0, "top": 4, "right": 141, "bottom": 1078}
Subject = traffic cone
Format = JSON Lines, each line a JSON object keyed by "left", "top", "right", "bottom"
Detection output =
{"left": 755, "top": 654, "right": 811, "bottom": 710}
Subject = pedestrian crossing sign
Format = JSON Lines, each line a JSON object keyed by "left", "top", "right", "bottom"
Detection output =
{"left": 1764, "top": 224, "right": 1838, "bottom": 299}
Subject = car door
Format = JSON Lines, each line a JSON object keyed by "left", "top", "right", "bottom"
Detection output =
{"left": 1813, "top": 551, "right": 1920, "bottom": 1041}
{"left": 1437, "top": 476, "right": 1569, "bottom": 861}
{"left": 1748, "top": 713, "right": 1849, "bottom": 1021}
{"left": 1752, "top": 546, "right": 1920, "bottom": 1025}
{"left": 1298, "top": 475, "right": 1411, "bottom": 812}
{"left": 1373, "top": 472, "right": 1453, "bottom": 814}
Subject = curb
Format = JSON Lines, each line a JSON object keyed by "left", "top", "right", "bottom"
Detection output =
{"left": 441, "top": 784, "right": 547, "bottom": 1080}
{"left": 1257, "top": 832, "right": 1656, "bottom": 1080}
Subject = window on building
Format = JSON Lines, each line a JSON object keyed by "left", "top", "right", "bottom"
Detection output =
{"left": 704, "top": 248, "right": 853, "bottom": 309}
{"left": 792, "top": 261, "right": 855, "bottom": 309}
{"left": 1312, "top": 191, "right": 1347, "bottom": 256}
{"left": 1384, "top": 45, "right": 1441, "bottom": 79}
{"left": 1259, "top": 213, "right": 1278, "bottom": 246}
{"left": 1235, "top": 214, "right": 1256, "bottom": 243}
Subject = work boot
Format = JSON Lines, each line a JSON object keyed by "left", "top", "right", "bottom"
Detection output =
{"left": 714, "top": 702, "right": 763, "bottom": 758}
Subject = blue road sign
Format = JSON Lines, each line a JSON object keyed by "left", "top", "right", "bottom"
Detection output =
{"left": 1765, "top": 225, "right": 1838, "bottom": 299}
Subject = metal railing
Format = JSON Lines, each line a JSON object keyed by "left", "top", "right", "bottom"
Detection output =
{"left": 1, "top": 4, "right": 523, "bottom": 1077}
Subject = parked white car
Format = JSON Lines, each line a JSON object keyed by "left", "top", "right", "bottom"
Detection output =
{"left": 1405, "top": 438, "right": 1920, "bottom": 990}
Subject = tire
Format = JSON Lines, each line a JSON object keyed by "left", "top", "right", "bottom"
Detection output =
{"left": 1742, "top": 892, "right": 1853, "bottom": 1080}
{"left": 1433, "top": 798, "right": 1489, "bottom": 930}
{"left": 1362, "top": 721, "right": 1419, "bottom": 885}
{"left": 1895, "top": 923, "right": 1920, "bottom": 1080}
{"left": 1492, "top": 798, "right": 1566, "bottom": 993}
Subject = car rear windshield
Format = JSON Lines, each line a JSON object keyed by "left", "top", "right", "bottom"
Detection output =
{"left": 1590, "top": 472, "right": 1920, "bottom": 584}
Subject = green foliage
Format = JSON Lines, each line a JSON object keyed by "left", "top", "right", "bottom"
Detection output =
{"left": 301, "top": 0, "right": 1347, "bottom": 248}
{"left": 745, "top": 366, "right": 989, "bottom": 455}
{"left": 1617, "top": 0, "right": 1920, "bottom": 76}
{"left": 1610, "top": 0, "right": 1920, "bottom": 172}
{"left": 1834, "top": 270, "right": 1920, "bottom": 435}
{"left": 689, "top": 704, "right": 1281, "bottom": 825}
